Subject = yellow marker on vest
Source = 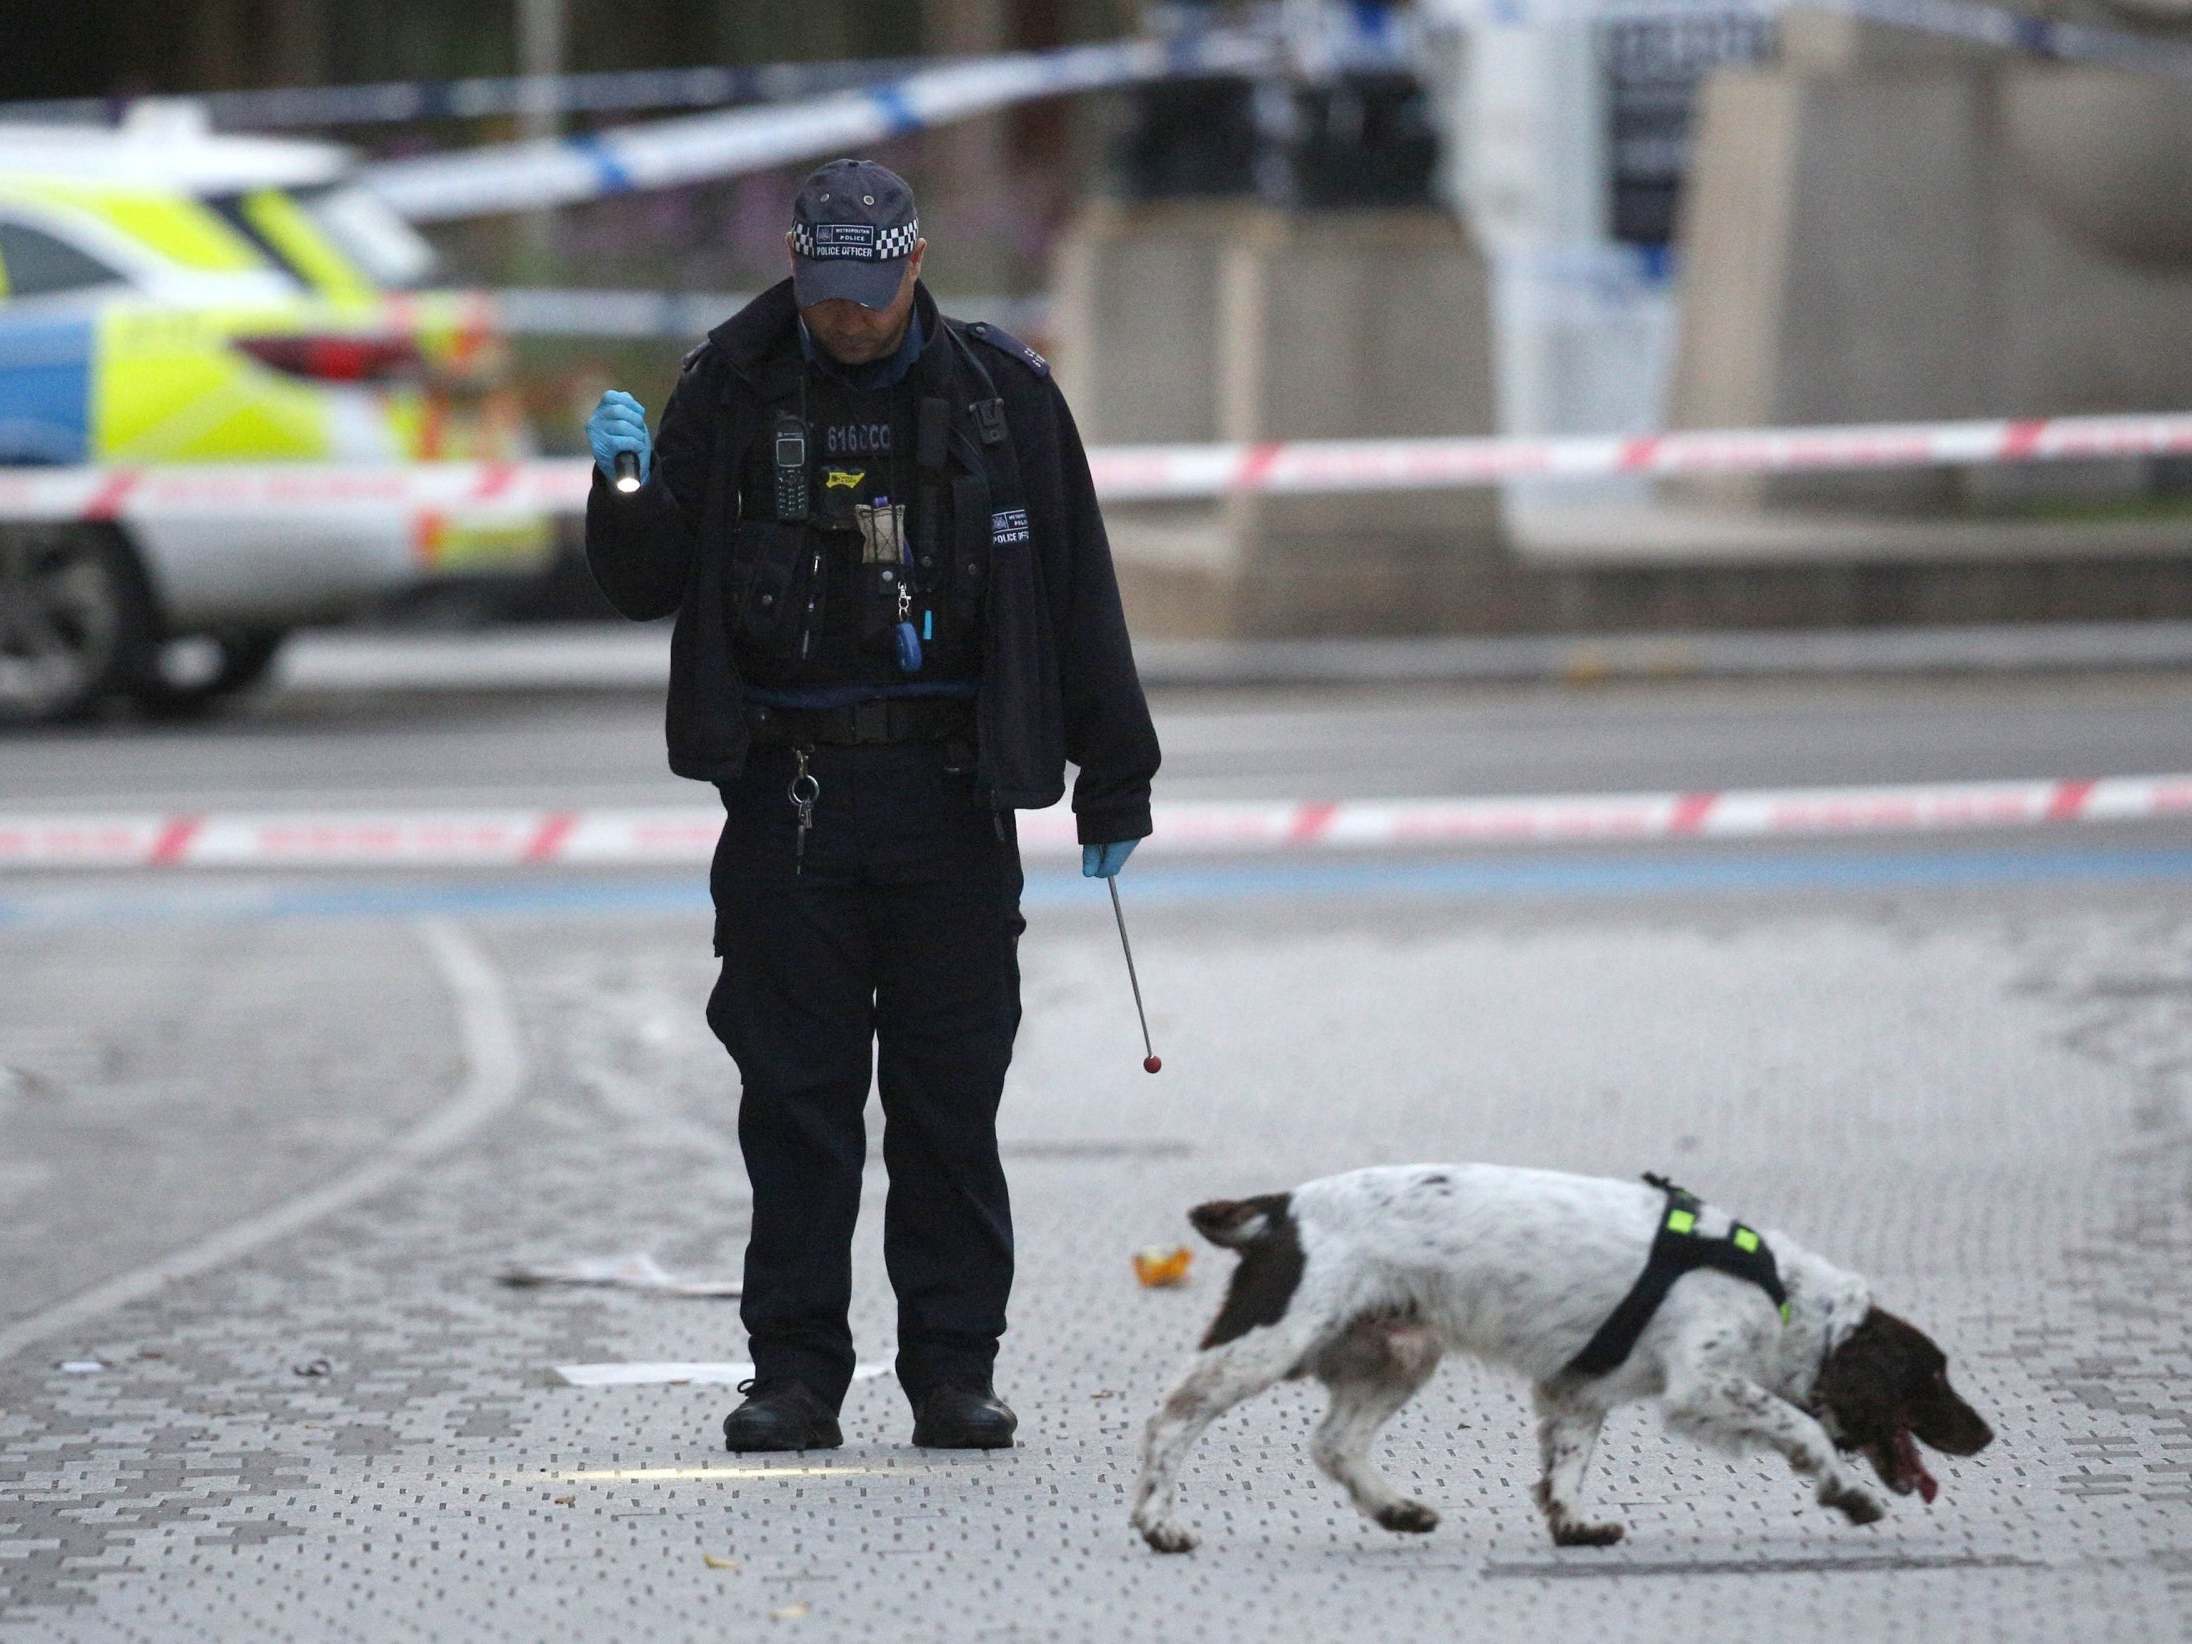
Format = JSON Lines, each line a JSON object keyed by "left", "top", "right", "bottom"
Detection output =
{"left": 1733, "top": 1227, "right": 1761, "bottom": 1253}
{"left": 824, "top": 468, "right": 865, "bottom": 490}
{"left": 1666, "top": 1209, "right": 1696, "bottom": 1235}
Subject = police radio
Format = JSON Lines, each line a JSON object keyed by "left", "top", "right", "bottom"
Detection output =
{"left": 772, "top": 413, "right": 810, "bottom": 522}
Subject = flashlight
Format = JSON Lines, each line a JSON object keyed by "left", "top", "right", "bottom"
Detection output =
{"left": 613, "top": 450, "right": 642, "bottom": 493}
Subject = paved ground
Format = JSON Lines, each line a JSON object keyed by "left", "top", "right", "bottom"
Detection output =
{"left": 11, "top": 669, "right": 2192, "bottom": 809}
{"left": 4, "top": 678, "right": 2191, "bottom": 1641}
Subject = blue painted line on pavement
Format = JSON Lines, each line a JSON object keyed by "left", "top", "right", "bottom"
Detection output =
{"left": 1107, "top": 845, "right": 2192, "bottom": 903}
{"left": 6, "top": 843, "right": 2192, "bottom": 931}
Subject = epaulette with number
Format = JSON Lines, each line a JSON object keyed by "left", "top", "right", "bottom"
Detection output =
{"left": 960, "top": 319, "right": 1050, "bottom": 380}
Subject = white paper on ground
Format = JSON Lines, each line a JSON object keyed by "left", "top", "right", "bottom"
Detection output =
{"left": 498, "top": 1252, "right": 741, "bottom": 1298}
{"left": 551, "top": 1361, "right": 894, "bottom": 1388}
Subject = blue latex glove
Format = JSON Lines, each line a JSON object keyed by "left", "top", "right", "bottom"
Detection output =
{"left": 1082, "top": 839, "right": 1138, "bottom": 878}
{"left": 586, "top": 389, "right": 652, "bottom": 484}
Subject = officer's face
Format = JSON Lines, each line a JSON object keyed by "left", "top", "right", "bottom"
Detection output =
{"left": 791, "top": 237, "right": 928, "bottom": 365}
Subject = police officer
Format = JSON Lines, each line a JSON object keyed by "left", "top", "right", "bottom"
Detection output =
{"left": 583, "top": 160, "right": 1160, "bottom": 1452}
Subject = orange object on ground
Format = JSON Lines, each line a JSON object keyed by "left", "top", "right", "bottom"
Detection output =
{"left": 1132, "top": 1246, "right": 1193, "bottom": 1288}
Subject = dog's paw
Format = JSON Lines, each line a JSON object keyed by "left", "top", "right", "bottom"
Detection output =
{"left": 1549, "top": 1516, "right": 1626, "bottom": 1548}
{"left": 1373, "top": 1499, "right": 1440, "bottom": 1535}
{"left": 1820, "top": 1482, "right": 1885, "bottom": 1526}
{"left": 1137, "top": 1520, "right": 1200, "bottom": 1554}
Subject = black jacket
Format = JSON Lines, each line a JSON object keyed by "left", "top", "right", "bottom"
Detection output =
{"left": 585, "top": 280, "right": 1160, "bottom": 846}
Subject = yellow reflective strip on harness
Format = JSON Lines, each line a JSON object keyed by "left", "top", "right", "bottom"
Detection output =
{"left": 1732, "top": 1226, "right": 1761, "bottom": 1253}
{"left": 1665, "top": 1208, "right": 1696, "bottom": 1235}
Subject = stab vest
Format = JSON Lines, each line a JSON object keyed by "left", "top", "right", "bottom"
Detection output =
{"left": 1565, "top": 1173, "right": 1789, "bottom": 1379}
{"left": 715, "top": 319, "right": 1030, "bottom": 692}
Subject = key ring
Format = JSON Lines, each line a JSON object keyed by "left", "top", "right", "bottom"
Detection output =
{"left": 787, "top": 748, "right": 821, "bottom": 810}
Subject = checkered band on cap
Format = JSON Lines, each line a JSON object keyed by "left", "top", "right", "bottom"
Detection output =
{"left": 789, "top": 217, "right": 919, "bottom": 259}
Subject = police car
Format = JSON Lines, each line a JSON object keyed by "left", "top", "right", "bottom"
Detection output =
{"left": 0, "top": 104, "right": 552, "bottom": 724}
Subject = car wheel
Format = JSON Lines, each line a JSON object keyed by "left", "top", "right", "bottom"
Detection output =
{"left": 0, "top": 522, "right": 154, "bottom": 727}
{"left": 128, "top": 627, "right": 290, "bottom": 719}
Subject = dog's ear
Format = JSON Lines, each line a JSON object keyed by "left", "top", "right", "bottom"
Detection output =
{"left": 1813, "top": 1309, "right": 1906, "bottom": 1450}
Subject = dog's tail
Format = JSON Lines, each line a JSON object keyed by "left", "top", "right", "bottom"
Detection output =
{"left": 1188, "top": 1193, "right": 1291, "bottom": 1249}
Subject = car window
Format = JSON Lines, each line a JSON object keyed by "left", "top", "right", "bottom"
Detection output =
{"left": 205, "top": 191, "right": 361, "bottom": 298}
{"left": 0, "top": 220, "right": 129, "bottom": 298}
{"left": 204, "top": 184, "right": 435, "bottom": 293}
{"left": 296, "top": 185, "right": 437, "bottom": 289}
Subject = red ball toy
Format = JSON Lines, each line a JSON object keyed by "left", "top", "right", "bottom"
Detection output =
{"left": 1143, "top": 1055, "right": 1162, "bottom": 1075}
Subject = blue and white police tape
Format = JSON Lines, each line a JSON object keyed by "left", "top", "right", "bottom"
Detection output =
{"left": 9, "top": 0, "right": 2183, "bottom": 139}
{"left": 0, "top": 56, "right": 958, "bottom": 131}
{"left": 359, "top": 30, "right": 1279, "bottom": 223}
{"left": 0, "top": 4, "right": 1414, "bottom": 131}
{"left": 1464, "top": 0, "right": 2192, "bottom": 82}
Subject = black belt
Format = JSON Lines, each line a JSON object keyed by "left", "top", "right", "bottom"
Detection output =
{"left": 746, "top": 695, "right": 975, "bottom": 748}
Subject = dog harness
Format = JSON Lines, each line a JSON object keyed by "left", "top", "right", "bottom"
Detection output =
{"left": 1565, "top": 1173, "right": 1789, "bottom": 1378}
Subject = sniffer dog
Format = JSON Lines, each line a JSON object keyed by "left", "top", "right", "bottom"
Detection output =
{"left": 1130, "top": 1165, "right": 1993, "bottom": 1553}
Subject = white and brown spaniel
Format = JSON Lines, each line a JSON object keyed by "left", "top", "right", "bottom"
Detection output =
{"left": 1130, "top": 1164, "right": 1993, "bottom": 1553}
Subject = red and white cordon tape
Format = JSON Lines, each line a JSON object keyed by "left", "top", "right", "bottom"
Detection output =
{"left": 4, "top": 411, "right": 2191, "bottom": 522}
{"left": 4, "top": 774, "right": 2189, "bottom": 871}
{"left": 1085, "top": 412, "right": 2192, "bottom": 502}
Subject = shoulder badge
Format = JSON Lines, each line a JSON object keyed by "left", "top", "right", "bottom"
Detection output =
{"left": 963, "top": 319, "right": 1050, "bottom": 381}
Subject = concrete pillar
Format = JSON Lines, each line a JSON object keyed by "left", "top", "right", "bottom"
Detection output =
{"left": 2002, "top": 69, "right": 2192, "bottom": 266}
{"left": 1666, "top": 39, "right": 2192, "bottom": 524}
{"left": 1050, "top": 199, "right": 1244, "bottom": 638}
{"left": 1668, "top": 68, "right": 1991, "bottom": 511}
{"left": 1215, "top": 209, "right": 1502, "bottom": 635}
{"left": 1049, "top": 199, "right": 1249, "bottom": 446}
{"left": 1059, "top": 206, "right": 1504, "bottom": 638}
{"left": 1776, "top": 13, "right": 1998, "bottom": 70}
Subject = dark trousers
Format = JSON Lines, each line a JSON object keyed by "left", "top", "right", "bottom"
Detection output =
{"left": 706, "top": 739, "right": 1024, "bottom": 1410}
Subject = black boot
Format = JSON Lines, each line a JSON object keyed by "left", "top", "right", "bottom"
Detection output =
{"left": 910, "top": 1382, "right": 1017, "bottom": 1449}
{"left": 722, "top": 1380, "right": 843, "bottom": 1452}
